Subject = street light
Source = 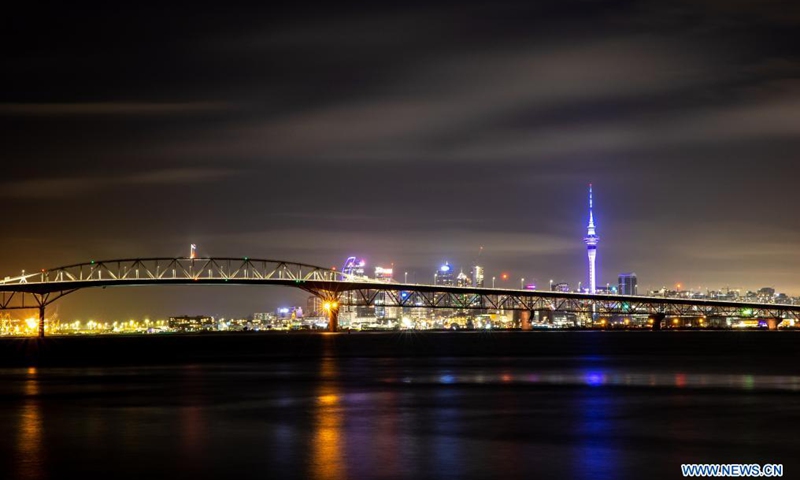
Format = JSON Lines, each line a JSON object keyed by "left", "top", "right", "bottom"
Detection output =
{"left": 492, "top": 276, "right": 496, "bottom": 288}
{"left": 404, "top": 271, "right": 408, "bottom": 284}
{"left": 549, "top": 279, "right": 553, "bottom": 291}
{"left": 521, "top": 278, "right": 525, "bottom": 289}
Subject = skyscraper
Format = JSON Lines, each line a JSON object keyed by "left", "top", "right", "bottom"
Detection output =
{"left": 374, "top": 266, "right": 394, "bottom": 282}
{"left": 470, "top": 265, "right": 484, "bottom": 288}
{"left": 618, "top": 273, "right": 638, "bottom": 296}
{"left": 435, "top": 262, "right": 455, "bottom": 286}
{"left": 307, "top": 295, "right": 324, "bottom": 316}
{"left": 584, "top": 184, "right": 599, "bottom": 294}
{"left": 374, "top": 267, "right": 396, "bottom": 319}
{"left": 456, "top": 269, "right": 471, "bottom": 287}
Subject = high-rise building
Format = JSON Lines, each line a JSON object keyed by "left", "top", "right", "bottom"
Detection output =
{"left": 471, "top": 265, "right": 484, "bottom": 288}
{"left": 456, "top": 269, "right": 471, "bottom": 287}
{"left": 374, "top": 266, "right": 396, "bottom": 319}
{"left": 342, "top": 257, "right": 366, "bottom": 278}
{"left": 307, "top": 295, "right": 324, "bottom": 316}
{"left": 375, "top": 266, "right": 394, "bottom": 282}
{"left": 584, "top": 184, "right": 600, "bottom": 294}
{"left": 618, "top": 273, "right": 638, "bottom": 296}
{"left": 758, "top": 287, "right": 775, "bottom": 297}
{"left": 552, "top": 282, "right": 570, "bottom": 293}
{"left": 341, "top": 257, "right": 368, "bottom": 322}
{"left": 434, "top": 262, "right": 455, "bottom": 314}
{"left": 435, "top": 262, "right": 454, "bottom": 286}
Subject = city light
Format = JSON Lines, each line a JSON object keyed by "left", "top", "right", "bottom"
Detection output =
{"left": 323, "top": 301, "right": 339, "bottom": 311}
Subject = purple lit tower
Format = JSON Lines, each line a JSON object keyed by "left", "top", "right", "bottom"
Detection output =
{"left": 584, "top": 184, "right": 599, "bottom": 294}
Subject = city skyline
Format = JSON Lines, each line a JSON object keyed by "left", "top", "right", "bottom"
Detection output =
{"left": 3, "top": 227, "right": 798, "bottom": 323}
{"left": 3, "top": 177, "right": 800, "bottom": 321}
{"left": 3, "top": 1, "right": 800, "bottom": 319}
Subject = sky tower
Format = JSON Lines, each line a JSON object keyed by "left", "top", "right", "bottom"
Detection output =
{"left": 584, "top": 184, "right": 599, "bottom": 294}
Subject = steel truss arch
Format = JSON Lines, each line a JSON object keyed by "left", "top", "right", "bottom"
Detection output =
{"left": 2, "top": 256, "right": 799, "bottom": 336}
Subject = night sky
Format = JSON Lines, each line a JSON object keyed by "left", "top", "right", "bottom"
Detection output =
{"left": 3, "top": 1, "right": 800, "bottom": 320}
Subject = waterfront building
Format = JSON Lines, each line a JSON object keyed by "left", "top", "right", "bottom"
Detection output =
{"left": 307, "top": 295, "right": 324, "bottom": 317}
{"left": 168, "top": 315, "right": 215, "bottom": 332}
{"left": 276, "top": 307, "right": 303, "bottom": 319}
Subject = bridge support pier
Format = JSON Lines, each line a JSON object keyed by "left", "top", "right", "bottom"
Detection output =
{"left": 650, "top": 313, "right": 665, "bottom": 331}
{"left": 38, "top": 303, "right": 45, "bottom": 338}
{"left": 766, "top": 318, "right": 782, "bottom": 331}
{"left": 327, "top": 304, "right": 339, "bottom": 333}
{"left": 520, "top": 310, "right": 532, "bottom": 331}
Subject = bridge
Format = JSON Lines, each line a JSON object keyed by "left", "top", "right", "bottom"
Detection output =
{"left": 2, "top": 256, "right": 798, "bottom": 337}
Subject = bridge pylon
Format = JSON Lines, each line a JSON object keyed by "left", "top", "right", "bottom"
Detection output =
{"left": 766, "top": 318, "right": 783, "bottom": 330}
{"left": 38, "top": 302, "right": 45, "bottom": 338}
{"left": 328, "top": 305, "right": 339, "bottom": 332}
{"left": 520, "top": 310, "right": 532, "bottom": 330}
{"left": 312, "top": 291, "right": 340, "bottom": 332}
{"left": 650, "top": 313, "right": 666, "bottom": 331}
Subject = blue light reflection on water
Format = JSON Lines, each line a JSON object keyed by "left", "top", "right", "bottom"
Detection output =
{"left": 584, "top": 371, "right": 606, "bottom": 387}
{"left": 572, "top": 391, "right": 620, "bottom": 480}
{"left": 430, "top": 383, "right": 465, "bottom": 479}
{"left": 382, "top": 367, "right": 800, "bottom": 392}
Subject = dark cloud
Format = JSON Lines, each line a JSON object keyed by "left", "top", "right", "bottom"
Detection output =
{"left": 0, "top": 168, "right": 238, "bottom": 199}
{"left": 2, "top": 0, "right": 800, "bottom": 318}
{"left": 0, "top": 102, "right": 230, "bottom": 116}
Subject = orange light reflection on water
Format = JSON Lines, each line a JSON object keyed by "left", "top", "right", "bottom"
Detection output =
{"left": 18, "top": 367, "right": 44, "bottom": 480}
{"left": 312, "top": 355, "right": 345, "bottom": 480}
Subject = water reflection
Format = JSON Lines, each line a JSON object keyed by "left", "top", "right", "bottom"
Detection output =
{"left": 17, "top": 367, "right": 44, "bottom": 480}
{"left": 179, "top": 365, "right": 208, "bottom": 477}
{"left": 371, "top": 390, "right": 401, "bottom": 477}
{"left": 381, "top": 369, "right": 800, "bottom": 392}
{"left": 312, "top": 356, "right": 345, "bottom": 480}
{"left": 2, "top": 350, "right": 798, "bottom": 480}
{"left": 429, "top": 386, "right": 464, "bottom": 479}
{"left": 573, "top": 392, "right": 620, "bottom": 480}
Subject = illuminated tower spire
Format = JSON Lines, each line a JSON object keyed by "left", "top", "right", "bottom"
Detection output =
{"left": 584, "top": 184, "right": 599, "bottom": 294}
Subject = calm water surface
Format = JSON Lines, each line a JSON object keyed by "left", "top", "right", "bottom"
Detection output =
{"left": 1, "top": 337, "right": 799, "bottom": 479}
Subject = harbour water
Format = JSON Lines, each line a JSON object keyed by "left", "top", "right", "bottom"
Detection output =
{"left": 1, "top": 331, "right": 798, "bottom": 479}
